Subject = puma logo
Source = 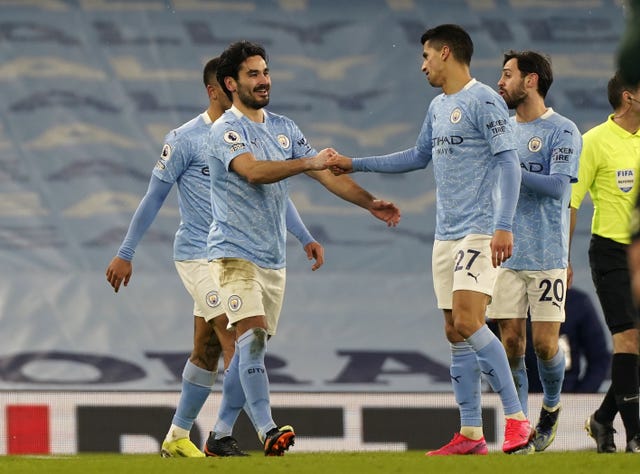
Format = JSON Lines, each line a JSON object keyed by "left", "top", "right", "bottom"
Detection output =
{"left": 451, "top": 375, "right": 461, "bottom": 383}
{"left": 481, "top": 369, "right": 495, "bottom": 377}
{"left": 467, "top": 272, "right": 479, "bottom": 283}
{"left": 552, "top": 301, "right": 561, "bottom": 309}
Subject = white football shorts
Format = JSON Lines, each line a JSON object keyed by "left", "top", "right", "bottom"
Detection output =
{"left": 432, "top": 234, "right": 498, "bottom": 310}
{"left": 209, "top": 257, "right": 285, "bottom": 336}
{"left": 487, "top": 267, "right": 567, "bottom": 323}
{"left": 175, "top": 259, "right": 225, "bottom": 322}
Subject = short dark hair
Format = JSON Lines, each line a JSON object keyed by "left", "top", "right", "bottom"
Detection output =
{"left": 203, "top": 56, "right": 220, "bottom": 87}
{"left": 502, "top": 50, "right": 553, "bottom": 98}
{"left": 217, "top": 40, "right": 268, "bottom": 100}
{"left": 420, "top": 24, "right": 473, "bottom": 65}
{"left": 607, "top": 70, "right": 637, "bottom": 110}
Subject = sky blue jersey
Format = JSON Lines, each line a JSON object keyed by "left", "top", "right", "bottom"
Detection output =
{"left": 503, "top": 109, "right": 581, "bottom": 270}
{"left": 153, "top": 112, "right": 213, "bottom": 260}
{"left": 416, "top": 79, "right": 518, "bottom": 240}
{"left": 206, "top": 106, "right": 316, "bottom": 269}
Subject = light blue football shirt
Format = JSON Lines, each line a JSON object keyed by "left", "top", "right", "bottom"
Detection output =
{"left": 153, "top": 112, "right": 213, "bottom": 260}
{"left": 416, "top": 79, "right": 517, "bottom": 240}
{"left": 206, "top": 106, "right": 316, "bottom": 269}
{"left": 503, "top": 109, "right": 581, "bottom": 270}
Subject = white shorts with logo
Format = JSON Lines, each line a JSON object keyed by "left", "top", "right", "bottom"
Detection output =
{"left": 486, "top": 268, "right": 567, "bottom": 323}
{"left": 432, "top": 234, "right": 498, "bottom": 310}
{"left": 209, "top": 258, "right": 285, "bottom": 336}
{"left": 175, "top": 259, "right": 225, "bottom": 322}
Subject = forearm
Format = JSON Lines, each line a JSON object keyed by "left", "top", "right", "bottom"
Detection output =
{"left": 308, "top": 170, "right": 375, "bottom": 210}
{"left": 494, "top": 149, "right": 522, "bottom": 232}
{"left": 117, "top": 176, "right": 171, "bottom": 260}
{"left": 569, "top": 207, "right": 578, "bottom": 257}
{"left": 520, "top": 171, "right": 570, "bottom": 200}
{"left": 243, "top": 158, "right": 314, "bottom": 184}
{"left": 352, "top": 147, "right": 430, "bottom": 173}
{"left": 286, "top": 198, "right": 314, "bottom": 246}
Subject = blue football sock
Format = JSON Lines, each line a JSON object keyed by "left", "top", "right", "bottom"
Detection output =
{"left": 237, "top": 328, "right": 276, "bottom": 441}
{"left": 467, "top": 325, "right": 522, "bottom": 416}
{"left": 451, "top": 341, "right": 482, "bottom": 427}
{"left": 537, "top": 346, "right": 565, "bottom": 409}
{"left": 172, "top": 360, "right": 216, "bottom": 431}
{"left": 213, "top": 348, "right": 245, "bottom": 438}
{"left": 510, "top": 355, "right": 529, "bottom": 417}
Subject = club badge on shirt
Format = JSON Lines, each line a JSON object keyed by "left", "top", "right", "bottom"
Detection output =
{"left": 277, "top": 134, "right": 291, "bottom": 149}
{"left": 528, "top": 137, "right": 542, "bottom": 153}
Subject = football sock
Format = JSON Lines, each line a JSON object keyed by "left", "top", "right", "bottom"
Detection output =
{"left": 169, "top": 360, "right": 216, "bottom": 435}
{"left": 510, "top": 355, "right": 529, "bottom": 418}
{"left": 595, "top": 385, "right": 618, "bottom": 425}
{"left": 537, "top": 346, "right": 565, "bottom": 409}
{"left": 213, "top": 349, "right": 245, "bottom": 439}
{"left": 237, "top": 327, "right": 276, "bottom": 441}
{"left": 450, "top": 342, "right": 483, "bottom": 429}
{"left": 611, "top": 353, "right": 640, "bottom": 441}
{"left": 467, "top": 325, "right": 523, "bottom": 416}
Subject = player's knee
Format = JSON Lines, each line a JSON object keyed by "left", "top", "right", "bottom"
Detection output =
{"left": 501, "top": 333, "right": 524, "bottom": 357}
{"left": 533, "top": 339, "right": 558, "bottom": 361}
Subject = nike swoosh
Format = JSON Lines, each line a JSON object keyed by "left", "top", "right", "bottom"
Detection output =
{"left": 623, "top": 395, "right": 639, "bottom": 402}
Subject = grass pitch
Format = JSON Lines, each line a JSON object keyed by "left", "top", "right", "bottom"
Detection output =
{"left": 0, "top": 451, "right": 638, "bottom": 474}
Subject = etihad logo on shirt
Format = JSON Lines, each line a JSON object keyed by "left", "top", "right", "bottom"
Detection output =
{"left": 617, "top": 169, "right": 635, "bottom": 193}
{"left": 431, "top": 135, "right": 463, "bottom": 147}
{"left": 520, "top": 162, "right": 545, "bottom": 173}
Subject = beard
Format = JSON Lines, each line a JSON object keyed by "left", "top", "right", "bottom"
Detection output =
{"left": 238, "top": 86, "right": 269, "bottom": 110}
{"left": 503, "top": 85, "right": 527, "bottom": 109}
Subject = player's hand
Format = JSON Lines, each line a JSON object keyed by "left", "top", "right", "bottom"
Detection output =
{"left": 566, "top": 262, "right": 574, "bottom": 289}
{"left": 307, "top": 148, "right": 336, "bottom": 171}
{"left": 326, "top": 153, "right": 354, "bottom": 176}
{"left": 304, "top": 241, "right": 325, "bottom": 271}
{"left": 106, "top": 256, "right": 133, "bottom": 293}
{"left": 490, "top": 229, "right": 513, "bottom": 268}
{"left": 369, "top": 199, "right": 401, "bottom": 227}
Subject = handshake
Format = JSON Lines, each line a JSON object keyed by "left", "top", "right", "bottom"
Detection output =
{"left": 307, "top": 147, "right": 353, "bottom": 175}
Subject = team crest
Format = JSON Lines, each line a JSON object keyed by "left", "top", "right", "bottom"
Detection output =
{"left": 277, "top": 134, "right": 291, "bottom": 149}
{"left": 616, "top": 169, "right": 635, "bottom": 193}
{"left": 224, "top": 130, "right": 241, "bottom": 143}
{"left": 228, "top": 295, "right": 243, "bottom": 312}
{"left": 160, "top": 143, "right": 172, "bottom": 160}
{"left": 450, "top": 108, "right": 462, "bottom": 124}
{"left": 528, "top": 137, "right": 542, "bottom": 152}
{"left": 206, "top": 291, "right": 220, "bottom": 308}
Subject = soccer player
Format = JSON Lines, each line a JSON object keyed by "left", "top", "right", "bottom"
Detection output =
{"left": 488, "top": 50, "right": 581, "bottom": 452}
{"left": 570, "top": 71, "right": 640, "bottom": 453}
{"left": 205, "top": 40, "right": 401, "bottom": 456}
{"left": 326, "top": 24, "right": 531, "bottom": 455}
{"left": 105, "top": 57, "right": 324, "bottom": 458}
